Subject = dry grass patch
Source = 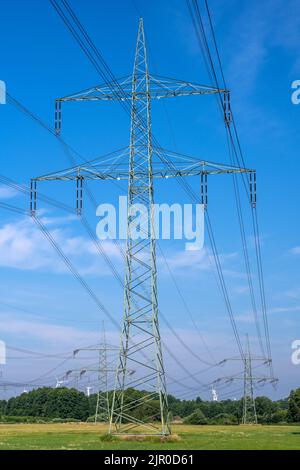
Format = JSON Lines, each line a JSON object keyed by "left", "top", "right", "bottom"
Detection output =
{"left": 102, "top": 433, "right": 181, "bottom": 443}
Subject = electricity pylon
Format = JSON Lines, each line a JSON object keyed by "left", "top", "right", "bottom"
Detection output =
{"left": 95, "top": 323, "right": 110, "bottom": 423}
{"left": 242, "top": 334, "right": 257, "bottom": 424}
{"left": 31, "top": 18, "right": 254, "bottom": 435}
{"left": 73, "top": 322, "right": 119, "bottom": 423}
{"left": 213, "top": 335, "right": 278, "bottom": 424}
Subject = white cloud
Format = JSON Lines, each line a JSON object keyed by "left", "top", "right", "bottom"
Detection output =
{"left": 233, "top": 285, "right": 249, "bottom": 295}
{"left": 0, "top": 216, "right": 123, "bottom": 275}
{"left": 284, "top": 288, "right": 300, "bottom": 300}
{"left": 158, "top": 248, "right": 240, "bottom": 277}
{"left": 159, "top": 248, "right": 210, "bottom": 272}
{"left": 0, "top": 185, "right": 18, "bottom": 200}
{"left": 0, "top": 314, "right": 121, "bottom": 349}
{"left": 227, "top": 0, "right": 300, "bottom": 93}
{"left": 235, "top": 305, "right": 300, "bottom": 324}
{"left": 0, "top": 317, "right": 96, "bottom": 345}
{"left": 269, "top": 306, "right": 300, "bottom": 314}
{"left": 290, "top": 246, "right": 300, "bottom": 255}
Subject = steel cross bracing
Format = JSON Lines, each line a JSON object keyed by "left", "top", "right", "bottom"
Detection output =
{"left": 31, "top": 18, "right": 254, "bottom": 436}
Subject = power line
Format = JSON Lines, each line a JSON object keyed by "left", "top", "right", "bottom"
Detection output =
{"left": 186, "top": 0, "right": 273, "bottom": 370}
{"left": 0, "top": 185, "right": 215, "bottom": 391}
{"left": 4, "top": 93, "right": 221, "bottom": 382}
{"left": 7, "top": 88, "right": 219, "bottom": 367}
{"left": 48, "top": 0, "right": 246, "bottom": 365}
{"left": 202, "top": 0, "right": 273, "bottom": 373}
{"left": 6, "top": 6, "right": 222, "bottom": 369}
{"left": 1, "top": 0, "right": 262, "bottom": 404}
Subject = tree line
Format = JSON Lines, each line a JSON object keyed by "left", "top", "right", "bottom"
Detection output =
{"left": 0, "top": 387, "right": 299, "bottom": 424}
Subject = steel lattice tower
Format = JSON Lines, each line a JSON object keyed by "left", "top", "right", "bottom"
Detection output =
{"left": 95, "top": 322, "right": 110, "bottom": 423}
{"left": 32, "top": 18, "right": 255, "bottom": 436}
{"left": 73, "top": 322, "right": 118, "bottom": 423}
{"left": 212, "top": 335, "right": 277, "bottom": 424}
{"left": 242, "top": 335, "right": 257, "bottom": 424}
{"left": 109, "top": 18, "right": 171, "bottom": 436}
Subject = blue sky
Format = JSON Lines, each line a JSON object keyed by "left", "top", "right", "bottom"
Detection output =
{"left": 0, "top": 0, "right": 299, "bottom": 400}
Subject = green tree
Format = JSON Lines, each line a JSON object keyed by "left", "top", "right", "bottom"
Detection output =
{"left": 270, "top": 409, "right": 288, "bottom": 423}
{"left": 255, "top": 396, "right": 278, "bottom": 423}
{"left": 4, "top": 387, "right": 89, "bottom": 420}
{"left": 287, "top": 388, "right": 300, "bottom": 422}
{"left": 184, "top": 408, "right": 207, "bottom": 425}
{"left": 209, "top": 413, "right": 238, "bottom": 425}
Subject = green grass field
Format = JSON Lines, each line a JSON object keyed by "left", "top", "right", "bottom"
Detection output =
{"left": 0, "top": 423, "right": 299, "bottom": 450}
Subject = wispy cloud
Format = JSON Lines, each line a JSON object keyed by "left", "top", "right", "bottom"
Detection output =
{"left": 226, "top": 6, "right": 269, "bottom": 95}
{"left": 227, "top": 0, "right": 300, "bottom": 92}
{"left": 158, "top": 248, "right": 240, "bottom": 277}
{"left": 174, "top": 0, "right": 300, "bottom": 90}
{"left": 0, "top": 316, "right": 99, "bottom": 346}
{"left": 233, "top": 285, "right": 249, "bottom": 295}
{"left": 284, "top": 288, "right": 300, "bottom": 300}
{"left": 269, "top": 306, "right": 300, "bottom": 314}
{"left": 0, "top": 185, "right": 18, "bottom": 200}
{"left": 290, "top": 246, "right": 300, "bottom": 255}
{"left": 159, "top": 248, "right": 210, "bottom": 272}
{"left": 0, "top": 216, "right": 123, "bottom": 275}
{"left": 232, "top": 304, "right": 300, "bottom": 324}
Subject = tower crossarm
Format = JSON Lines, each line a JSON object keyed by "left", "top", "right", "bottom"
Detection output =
{"left": 148, "top": 75, "right": 226, "bottom": 99}
{"left": 221, "top": 355, "right": 272, "bottom": 364}
{"left": 79, "top": 368, "right": 116, "bottom": 373}
{"left": 73, "top": 346, "right": 118, "bottom": 357}
{"left": 57, "top": 75, "right": 133, "bottom": 102}
{"left": 213, "top": 376, "right": 277, "bottom": 384}
{"left": 32, "top": 152, "right": 254, "bottom": 183}
{"left": 55, "top": 75, "right": 225, "bottom": 103}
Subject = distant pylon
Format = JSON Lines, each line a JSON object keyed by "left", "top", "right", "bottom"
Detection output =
{"left": 72, "top": 321, "right": 118, "bottom": 423}
{"left": 95, "top": 321, "right": 110, "bottom": 423}
{"left": 212, "top": 334, "right": 278, "bottom": 424}
{"left": 242, "top": 335, "right": 257, "bottom": 424}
